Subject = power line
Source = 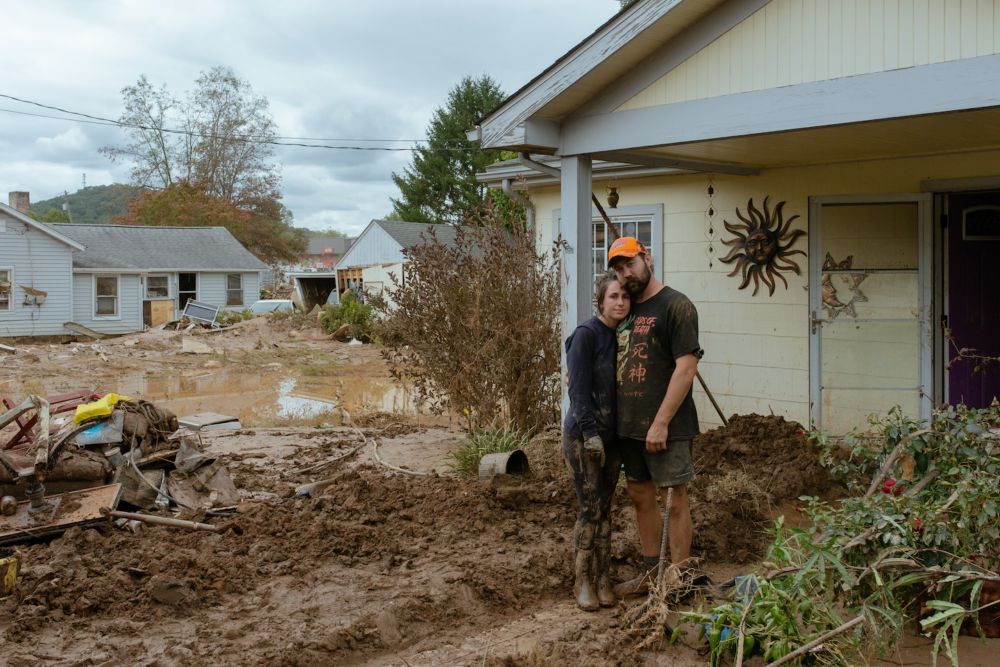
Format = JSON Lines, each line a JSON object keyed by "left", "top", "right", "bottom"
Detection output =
{"left": 0, "top": 92, "right": 479, "bottom": 151}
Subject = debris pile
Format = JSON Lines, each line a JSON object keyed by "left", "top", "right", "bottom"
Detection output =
{"left": 0, "top": 391, "right": 241, "bottom": 547}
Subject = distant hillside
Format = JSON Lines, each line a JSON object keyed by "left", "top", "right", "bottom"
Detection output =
{"left": 30, "top": 184, "right": 143, "bottom": 225}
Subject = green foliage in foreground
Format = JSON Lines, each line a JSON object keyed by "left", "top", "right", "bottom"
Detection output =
{"left": 447, "top": 422, "right": 531, "bottom": 477}
{"left": 319, "top": 291, "right": 376, "bottom": 342}
{"left": 676, "top": 405, "right": 1000, "bottom": 667}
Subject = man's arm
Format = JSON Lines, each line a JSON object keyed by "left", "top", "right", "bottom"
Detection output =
{"left": 645, "top": 353, "right": 698, "bottom": 453}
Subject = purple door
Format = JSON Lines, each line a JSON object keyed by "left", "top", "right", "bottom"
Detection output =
{"left": 948, "top": 193, "right": 1000, "bottom": 407}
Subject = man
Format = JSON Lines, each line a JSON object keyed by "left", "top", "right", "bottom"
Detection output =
{"left": 607, "top": 237, "right": 703, "bottom": 594}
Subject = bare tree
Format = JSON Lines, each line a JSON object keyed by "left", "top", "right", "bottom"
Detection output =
{"left": 102, "top": 66, "right": 280, "bottom": 207}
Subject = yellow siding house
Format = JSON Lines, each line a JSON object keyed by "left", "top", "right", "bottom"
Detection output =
{"left": 473, "top": 0, "right": 1000, "bottom": 433}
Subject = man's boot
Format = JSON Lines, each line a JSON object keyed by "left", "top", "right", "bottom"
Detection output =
{"left": 594, "top": 536, "right": 616, "bottom": 607}
{"left": 574, "top": 548, "right": 600, "bottom": 611}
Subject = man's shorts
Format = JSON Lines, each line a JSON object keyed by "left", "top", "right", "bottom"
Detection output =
{"left": 619, "top": 437, "right": 694, "bottom": 488}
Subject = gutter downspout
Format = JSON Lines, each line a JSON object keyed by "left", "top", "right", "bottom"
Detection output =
{"left": 501, "top": 178, "right": 535, "bottom": 234}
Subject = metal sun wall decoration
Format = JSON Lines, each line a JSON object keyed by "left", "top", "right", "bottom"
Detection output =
{"left": 719, "top": 196, "right": 806, "bottom": 296}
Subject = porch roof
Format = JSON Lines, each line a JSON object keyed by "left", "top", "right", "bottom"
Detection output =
{"left": 474, "top": 0, "right": 1000, "bottom": 174}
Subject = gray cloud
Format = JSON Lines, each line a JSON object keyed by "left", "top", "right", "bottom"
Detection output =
{"left": 1, "top": 0, "right": 618, "bottom": 232}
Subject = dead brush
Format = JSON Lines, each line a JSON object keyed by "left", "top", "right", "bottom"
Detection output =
{"left": 371, "top": 205, "right": 562, "bottom": 434}
{"left": 619, "top": 563, "right": 702, "bottom": 652}
{"left": 701, "top": 469, "right": 772, "bottom": 520}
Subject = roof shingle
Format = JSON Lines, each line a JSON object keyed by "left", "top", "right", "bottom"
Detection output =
{"left": 48, "top": 224, "right": 268, "bottom": 271}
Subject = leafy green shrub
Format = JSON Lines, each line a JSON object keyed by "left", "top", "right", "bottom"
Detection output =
{"left": 655, "top": 405, "right": 1000, "bottom": 667}
{"left": 447, "top": 422, "right": 531, "bottom": 476}
{"left": 319, "top": 291, "right": 376, "bottom": 342}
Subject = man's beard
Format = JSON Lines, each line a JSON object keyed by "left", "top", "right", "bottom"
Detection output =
{"left": 623, "top": 264, "right": 651, "bottom": 296}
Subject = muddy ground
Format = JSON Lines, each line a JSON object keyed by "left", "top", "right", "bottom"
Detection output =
{"left": 0, "top": 317, "right": 995, "bottom": 666}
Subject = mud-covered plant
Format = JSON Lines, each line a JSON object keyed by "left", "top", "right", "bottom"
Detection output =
{"left": 671, "top": 405, "right": 1000, "bottom": 667}
{"left": 320, "top": 291, "right": 376, "bottom": 342}
{"left": 217, "top": 307, "right": 254, "bottom": 326}
{"left": 677, "top": 519, "right": 873, "bottom": 667}
{"left": 447, "top": 421, "right": 531, "bottom": 476}
{"left": 372, "top": 206, "right": 562, "bottom": 433}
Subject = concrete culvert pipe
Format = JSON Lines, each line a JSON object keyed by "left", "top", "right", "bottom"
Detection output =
{"left": 478, "top": 449, "right": 529, "bottom": 479}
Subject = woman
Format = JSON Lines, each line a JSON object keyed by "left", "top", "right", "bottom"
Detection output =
{"left": 563, "top": 271, "right": 630, "bottom": 610}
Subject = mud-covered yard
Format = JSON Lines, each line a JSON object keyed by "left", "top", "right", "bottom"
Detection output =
{"left": 0, "top": 318, "right": 994, "bottom": 666}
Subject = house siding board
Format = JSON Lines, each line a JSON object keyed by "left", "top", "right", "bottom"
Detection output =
{"left": 0, "top": 214, "right": 75, "bottom": 337}
{"left": 193, "top": 272, "right": 260, "bottom": 309}
{"left": 336, "top": 225, "right": 404, "bottom": 269}
{"left": 619, "top": 0, "right": 1000, "bottom": 110}
{"left": 530, "top": 147, "right": 1000, "bottom": 429}
{"left": 72, "top": 273, "right": 143, "bottom": 335}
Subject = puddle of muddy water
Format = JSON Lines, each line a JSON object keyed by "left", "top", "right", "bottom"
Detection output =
{"left": 74, "top": 367, "right": 430, "bottom": 426}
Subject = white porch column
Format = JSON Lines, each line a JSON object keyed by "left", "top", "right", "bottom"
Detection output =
{"left": 559, "top": 154, "right": 592, "bottom": 417}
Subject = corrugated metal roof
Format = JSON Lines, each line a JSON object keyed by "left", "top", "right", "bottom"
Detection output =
{"left": 48, "top": 224, "right": 269, "bottom": 271}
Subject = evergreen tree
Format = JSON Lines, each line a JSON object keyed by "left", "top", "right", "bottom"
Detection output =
{"left": 391, "top": 75, "right": 508, "bottom": 225}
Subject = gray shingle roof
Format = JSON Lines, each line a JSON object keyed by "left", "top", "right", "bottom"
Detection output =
{"left": 47, "top": 224, "right": 269, "bottom": 271}
{"left": 306, "top": 235, "right": 352, "bottom": 256}
{"left": 375, "top": 220, "right": 463, "bottom": 249}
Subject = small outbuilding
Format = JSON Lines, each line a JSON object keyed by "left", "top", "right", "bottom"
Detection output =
{"left": 332, "top": 220, "right": 463, "bottom": 303}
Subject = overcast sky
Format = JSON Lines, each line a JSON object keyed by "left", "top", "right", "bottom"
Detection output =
{"left": 0, "top": 1, "right": 619, "bottom": 235}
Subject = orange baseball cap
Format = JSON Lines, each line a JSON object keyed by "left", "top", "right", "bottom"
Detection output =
{"left": 607, "top": 236, "right": 645, "bottom": 266}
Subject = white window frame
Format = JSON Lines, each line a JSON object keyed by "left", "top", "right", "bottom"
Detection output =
{"left": 0, "top": 267, "right": 12, "bottom": 312}
{"left": 225, "top": 273, "right": 244, "bottom": 307}
{"left": 93, "top": 274, "right": 121, "bottom": 320}
{"left": 145, "top": 274, "right": 170, "bottom": 299}
{"left": 552, "top": 203, "right": 664, "bottom": 291}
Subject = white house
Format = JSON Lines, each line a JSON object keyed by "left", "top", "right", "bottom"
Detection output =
{"left": 0, "top": 195, "right": 267, "bottom": 336}
{"left": 333, "top": 219, "right": 466, "bottom": 303}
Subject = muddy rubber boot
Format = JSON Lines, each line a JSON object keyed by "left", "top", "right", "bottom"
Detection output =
{"left": 594, "top": 537, "right": 616, "bottom": 607}
{"left": 574, "top": 549, "right": 600, "bottom": 611}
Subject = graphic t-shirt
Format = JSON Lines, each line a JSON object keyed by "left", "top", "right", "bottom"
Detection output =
{"left": 616, "top": 286, "right": 702, "bottom": 442}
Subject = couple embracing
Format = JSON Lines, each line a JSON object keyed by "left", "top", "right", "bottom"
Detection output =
{"left": 563, "top": 236, "right": 703, "bottom": 610}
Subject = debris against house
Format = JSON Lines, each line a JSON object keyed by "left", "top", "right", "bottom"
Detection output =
{"left": 62, "top": 321, "right": 106, "bottom": 339}
{"left": 182, "top": 299, "right": 222, "bottom": 327}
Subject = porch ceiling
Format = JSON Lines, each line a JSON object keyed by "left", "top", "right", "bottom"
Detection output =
{"left": 626, "top": 106, "right": 1000, "bottom": 170}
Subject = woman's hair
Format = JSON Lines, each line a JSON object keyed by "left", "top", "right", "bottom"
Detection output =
{"left": 594, "top": 270, "right": 621, "bottom": 314}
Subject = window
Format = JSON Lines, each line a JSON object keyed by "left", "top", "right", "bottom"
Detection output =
{"left": 226, "top": 273, "right": 243, "bottom": 306}
{"left": 592, "top": 216, "right": 653, "bottom": 288}
{"left": 963, "top": 205, "right": 1000, "bottom": 240}
{"left": 146, "top": 275, "right": 169, "bottom": 298}
{"left": 0, "top": 269, "right": 11, "bottom": 311}
{"left": 95, "top": 275, "right": 118, "bottom": 317}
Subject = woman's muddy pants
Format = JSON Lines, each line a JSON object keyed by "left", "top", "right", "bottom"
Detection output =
{"left": 563, "top": 433, "right": 621, "bottom": 608}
